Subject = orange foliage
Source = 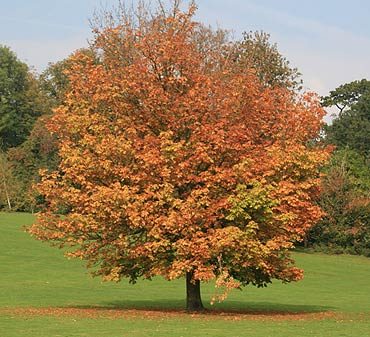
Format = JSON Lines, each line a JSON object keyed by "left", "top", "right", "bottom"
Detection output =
{"left": 29, "top": 3, "right": 330, "bottom": 302}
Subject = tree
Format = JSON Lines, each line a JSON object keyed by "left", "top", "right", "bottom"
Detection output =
{"left": 0, "top": 148, "right": 23, "bottom": 210}
{"left": 322, "top": 79, "right": 370, "bottom": 159}
{"left": 38, "top": 59, "right": 71, "bottom": 107}
{"left": 29, "top": 1, "right": 329, "bottom": 311}
{"left": 39, "top": 48, "right": 94, "bottom": 106}
{"left": 6, "top": 56, "right": 78, "bottom": 212}
{"left": 322, "top": 79, "right": 370, "bottom": 114}
{"left": 309, "top": 80, "right": 370, "bottom": 255}
{"left": 0, "top": 45, "right": 47, "bottom": 150}
{"left": 90, "top": 1, "right": 301, "bottom": 91}
{"left": 0, "top": 149, "right": 13, "bottom": 210}
{"left": 231, "top": 31, "right": 302, "bottom": 90}
{"left": 7, "top": 115, "right": 58, "bottom": 212}
{"left": 309, "top": 149, "right": 370, "bottom": 256}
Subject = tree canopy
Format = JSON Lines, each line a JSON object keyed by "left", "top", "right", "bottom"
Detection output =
{"left": 232, "top": 31, "right": 302, "bottom": 90}
{"left": 322, "top": 79, "right": 370, "bottom": 114}
{"left": 4, "top": 54, "right": 80, "bottom": 211}
{"left": 307, "top": 79, "right": 370, "bottom": 255}
{"left": 0, "top": 45, "right": 47, "bottom": 150}
{"left": 29, "top": 1, "right": 329, "bottom": 311}
{"left": 322, "top": 79, "right": 370, "bottom": 159}
{"left": 308, "top": 149, "right": 370, "bottom": 256}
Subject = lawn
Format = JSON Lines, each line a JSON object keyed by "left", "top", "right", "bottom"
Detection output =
{"left": 1, "top": 212, "right": 369, "bottom": 337}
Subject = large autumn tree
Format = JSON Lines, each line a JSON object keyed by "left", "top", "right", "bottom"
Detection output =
{"left": 29, "top": 1, "right": 329, "bottom": 311}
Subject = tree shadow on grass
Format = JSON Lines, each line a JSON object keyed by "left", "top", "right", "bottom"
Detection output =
{"left": 66, "top": 299, "right": 334, "bottom": 316}
{"left": 206, "top": 300, "right": 334, "bottom": 315}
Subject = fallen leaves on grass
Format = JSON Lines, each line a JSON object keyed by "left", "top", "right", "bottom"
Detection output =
{"left": 0, "top": 307, "right": 354, "bottom": 322}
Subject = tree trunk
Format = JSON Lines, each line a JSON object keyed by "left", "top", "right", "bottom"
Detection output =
{"left": 4, "top": 181, "right": 12, "bottom": 210}
{"left": 186, "top": 271, "right": 204, "bottom": 311}
{"left": 1, "top": 173, "right": 11, "bottom": 210}
{"left": 304, "top": 234, "right": 308, "bottom": 248}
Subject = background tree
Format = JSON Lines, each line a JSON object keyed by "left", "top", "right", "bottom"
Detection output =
{"left": 231, "top": 31, "right": 302, "bottom": 90}
{"left": 38, "top": 48, "right": 94, "bottom": 106}
{"left": 0, "top": 45, "right": 47, "bottom": 150}
{"left": 307, "top": 80, "right": 370, "bottom": 255}
{"left": 7, "top": 115, "right": 58, "bottom": 211}
{"left": 322, "top": 79, "right": 370, "bottom": 159}
{"left": 29, "top": 1, "right": 329, "bottom": 311}
{"left": 38, "top": 59, "right": 71, "bottom": 107}
{"left": 0, "top": 45, "right": 52, "bottom": 211}
{"left": 309, "top": 149, "right": 370, "bottom": 256}
{"left": 4, "top": 55, "right": 78, "bottom": 211}
{"left": 322, "top": 79, "right": 370, "bottom": 114}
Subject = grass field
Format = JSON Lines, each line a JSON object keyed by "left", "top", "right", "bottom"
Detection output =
{"left": 1, "top": 212, "right": 369, "bottom": 337}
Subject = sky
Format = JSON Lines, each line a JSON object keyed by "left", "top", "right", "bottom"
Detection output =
{"left": 1, "top": 0, "right": 370, "bottom": 103}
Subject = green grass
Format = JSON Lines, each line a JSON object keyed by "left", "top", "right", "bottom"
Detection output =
{"left": 1, "top": 212, "right": 369, "bottom": 337}
{"left": 2, "top": 316, "right": 370, "bottom": 337}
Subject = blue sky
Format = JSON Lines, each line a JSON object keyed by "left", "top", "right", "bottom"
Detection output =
{"left": 1, "top": 0, "right": 370, "bottom": 101}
